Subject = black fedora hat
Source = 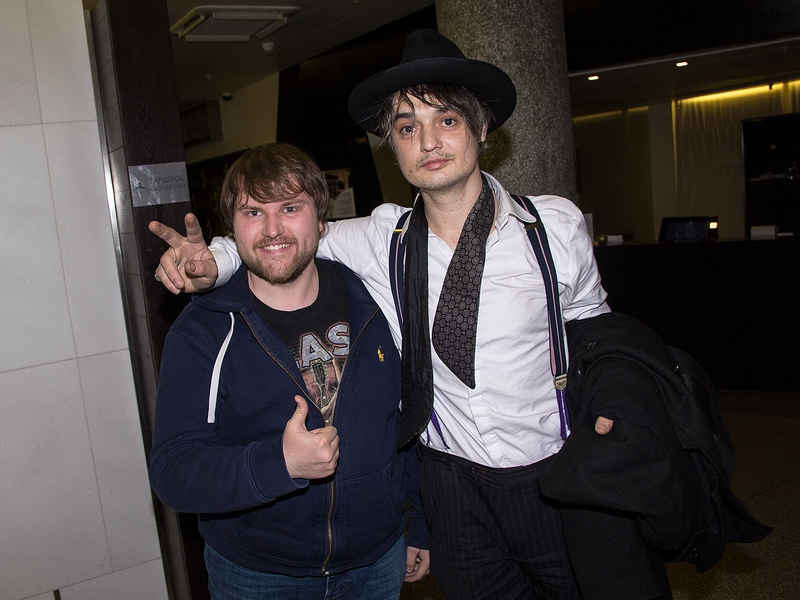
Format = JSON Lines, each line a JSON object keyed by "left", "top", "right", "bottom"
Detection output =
{"left": 348, "top": 29, "right": 517, "bottom": 136}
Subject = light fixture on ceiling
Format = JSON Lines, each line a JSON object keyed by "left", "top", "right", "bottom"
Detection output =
{"left": 588, "top": 75, "right": 599, "bottom": 81}
{"left": 676, "top": 61, "right": 688, "bottom": 67}
{"left": 170, "top": 5, "right": 299, "bottom": 43}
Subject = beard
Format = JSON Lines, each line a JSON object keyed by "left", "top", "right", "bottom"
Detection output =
{"left": 238, "top": 235, "right": 318, "bottom": 285}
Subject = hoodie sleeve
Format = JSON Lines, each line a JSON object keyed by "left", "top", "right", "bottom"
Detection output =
{"left": 149, "top": 321, "right": 306, "bottom": 514}
{"left": 400, "top": 440, "right": 430, "bottom": 550}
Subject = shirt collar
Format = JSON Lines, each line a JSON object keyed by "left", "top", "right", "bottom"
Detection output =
{"left": 483, "top": 171, "right": 537, "bottom": 231}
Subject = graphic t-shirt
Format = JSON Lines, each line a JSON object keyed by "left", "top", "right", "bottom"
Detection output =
{"left": 254, "top": 262, "right": 350, "bottom": 425}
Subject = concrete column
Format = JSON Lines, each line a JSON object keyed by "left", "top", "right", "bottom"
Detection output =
{"left": 436, "top": 0, "right": 577, "bottom": 199}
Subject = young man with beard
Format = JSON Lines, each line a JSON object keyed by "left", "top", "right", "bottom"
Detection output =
{"left": 148, "top": 143, "right": 429, "bottom": 599}
{"left": 151, "top": 31, "right": 612, "bottom": 599}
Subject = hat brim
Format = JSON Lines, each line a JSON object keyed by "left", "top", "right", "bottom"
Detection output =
{"left": 348, "top": 57, "right": 517, "bottom": 136}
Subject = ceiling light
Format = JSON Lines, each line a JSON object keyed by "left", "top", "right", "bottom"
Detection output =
{"left": 171, "top": 5, "right": 299, "bottom": 43}
{"left": 588, "top": 75, "right": 599, "bottom": 81}
{"left": 676, "top": 61, "right": 688, "bottom": 67}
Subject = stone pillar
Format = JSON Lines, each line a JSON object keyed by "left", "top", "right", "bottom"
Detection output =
{"left": 436, "top": 0, "right": 577, "bottom": 199}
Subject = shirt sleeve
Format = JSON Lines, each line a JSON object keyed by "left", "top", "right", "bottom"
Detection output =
{"left": 565, "top": 207, "right": 611, "bottom": 321}
{"left": 533, "top": 196, "right": 610, "bottom": 322}
{"left": 210, "top": 235, "right": 241, "bottom": 288}
{"left": 317, "top": 205, "right": 408, "bottom": 279}
{"left": 317, "top": 207, "right": 410, "bottom": 346}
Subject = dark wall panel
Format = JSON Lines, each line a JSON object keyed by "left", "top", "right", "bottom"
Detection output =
{"left": 594, "top": 239, "right": 800, "bottom": 392}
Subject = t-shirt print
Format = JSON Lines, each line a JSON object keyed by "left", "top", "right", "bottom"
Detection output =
{"left": 294, "top": 323, "right": 349, "bottom": 425}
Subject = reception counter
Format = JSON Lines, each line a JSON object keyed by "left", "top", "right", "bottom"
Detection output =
{"left": 593, "top": 237, "right": 799, "bottom": 392}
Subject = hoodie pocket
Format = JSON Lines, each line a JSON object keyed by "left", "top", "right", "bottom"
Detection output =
{"left": 234, "top": 507, "right": 262, "bottom": 539}
{"left": 336, "top": 462, "right": 405, "bottom": 556}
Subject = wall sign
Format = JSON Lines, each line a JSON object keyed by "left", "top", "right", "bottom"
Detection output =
{"left": 129, "top": 161, "right": 190, "bottom": 207}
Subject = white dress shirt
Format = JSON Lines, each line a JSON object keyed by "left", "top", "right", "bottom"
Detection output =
{"left": 211, "top": 172, "right": 609, "bottom": 468}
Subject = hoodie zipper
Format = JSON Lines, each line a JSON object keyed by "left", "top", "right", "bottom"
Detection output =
{"left": 320, "top": 305, "right": 380, "bottom": 573}
{"left": 242, "top": 306, "right": 382, "bottom": 574}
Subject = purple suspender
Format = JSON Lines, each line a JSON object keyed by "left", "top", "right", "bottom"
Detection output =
{"left": 510, "top": 195, "right": 570, "bottom": 440}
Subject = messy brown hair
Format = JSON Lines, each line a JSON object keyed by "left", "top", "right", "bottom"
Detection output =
{"left": 375, "top": 83, "right": 492, "bottom": 154}
{"left": 219, "top": 143, "right": 329, "bottom": 235}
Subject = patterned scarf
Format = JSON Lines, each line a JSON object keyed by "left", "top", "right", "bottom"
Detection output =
{"left": 398, "top": 176, "right": 495, "bottom": 447}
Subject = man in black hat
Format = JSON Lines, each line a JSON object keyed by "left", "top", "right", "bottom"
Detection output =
{"left": 151, "top": 30, "right": 610, "bottom": 599}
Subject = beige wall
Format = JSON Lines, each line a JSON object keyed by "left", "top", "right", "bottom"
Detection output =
{"left": 0, "top": 2, "right": 167, "bottom": 599}
{"left": 648, "top": 101, "right": 678, "bottom": 239}
{"left": 573, "top": 107, "right": 655, "bottom": 243}
{"left": 368, "top": 132, "right": 415, "bottom": 207}
{"left": 184, "top": 74, "right": 280, "bottom": 165}
{"left": 184, "top": 74, "right": 415, "bottom": 207}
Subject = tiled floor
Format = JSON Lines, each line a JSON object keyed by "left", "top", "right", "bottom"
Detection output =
{"left": 401, "top": 389, "right": 800, "bottom": 600}
{"left": 667, "top": 390, "right": 800, "bottom": 599}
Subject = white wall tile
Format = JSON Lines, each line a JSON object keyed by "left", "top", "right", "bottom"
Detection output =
{"left": 0, "top": 360, "right": 111, "bottom": 600}
{"left": 0, "top": 0, "right": 41, "bottom": 126}
{"left": 1, "top": 3, "right": 169, "bottom": 600}
{"left": 0, "top": 125, "right": 75, "bottom": 372}
{"left": 59, "top": 559, "right": 169, "bottom": 600}
{"left": 44, "top": 121, "right": 129, "bottom": 357}
{"left": 79, "top": 351, "right": 161, "bottom": 571}
{"left": 26, "top": 0, "right": 96, "bottom": 124}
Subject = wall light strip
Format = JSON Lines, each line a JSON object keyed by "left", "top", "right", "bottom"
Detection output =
{"left": 572, "top": 106, "right": 648, "bottom": 123}
{"left": 683, "top": 83, "right": 780, "bottom": 103}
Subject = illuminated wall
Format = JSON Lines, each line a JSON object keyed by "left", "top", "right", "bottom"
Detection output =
{"left": 573, "top": 107, "right": 654, "bottom": 243}
{"left": 675, "top": 82, "right": 800, "bottom": 239}
{"left": 573, "top": 79, "right": 800, "bottom": 242}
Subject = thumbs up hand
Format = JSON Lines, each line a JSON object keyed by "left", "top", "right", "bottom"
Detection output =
{"left": 283, "top": 396, "right": 340, "bottom": 480}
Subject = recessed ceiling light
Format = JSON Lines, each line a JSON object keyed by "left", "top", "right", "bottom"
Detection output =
{"left": 588, "top": 75, "right": 599, "bottom": 81}
{"left": 676, "top": 61, "right": 688, "bottom": 67}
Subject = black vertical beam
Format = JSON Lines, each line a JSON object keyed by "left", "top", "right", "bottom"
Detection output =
{"left": 89, "top": 0, "right": 196, "bottom": 598}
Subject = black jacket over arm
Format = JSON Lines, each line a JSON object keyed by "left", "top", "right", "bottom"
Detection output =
{"left": 539, "top": 312, "right": 771, "bottom": 575}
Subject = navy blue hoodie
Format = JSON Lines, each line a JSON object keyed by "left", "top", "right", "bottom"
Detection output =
{"left": 149, "top": 259, "right": 427, "bottom": 575}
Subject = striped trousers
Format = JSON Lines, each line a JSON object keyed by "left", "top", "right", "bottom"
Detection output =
{"left": 420, "top": 447, "right": 581, "bottom": 600}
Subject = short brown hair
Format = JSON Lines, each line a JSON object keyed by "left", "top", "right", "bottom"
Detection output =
{"left": 375, "top": 83, "right": 492, "bottom": 153}
{"left": 219, "top": 143, "right": 329, "bottom": 235}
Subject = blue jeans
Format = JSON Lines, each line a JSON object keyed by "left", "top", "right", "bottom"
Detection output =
{"left": 204, "top": 535, "right": 406, "bottom": 600}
